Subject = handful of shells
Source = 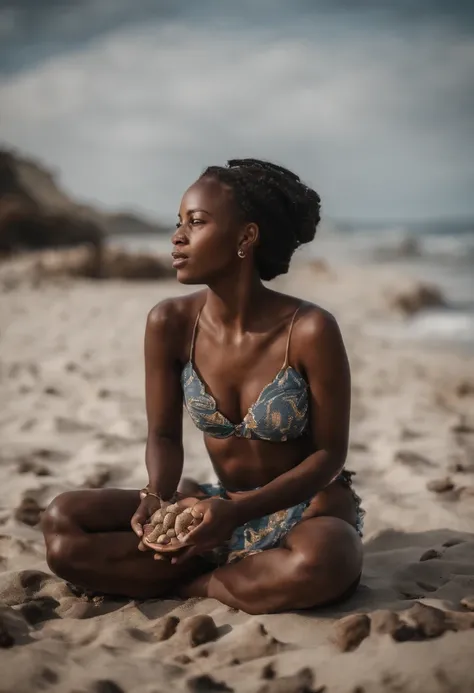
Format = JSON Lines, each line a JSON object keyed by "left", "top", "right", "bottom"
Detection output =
{"left": 143, "top": 501, "right": 203, "bottom": 550}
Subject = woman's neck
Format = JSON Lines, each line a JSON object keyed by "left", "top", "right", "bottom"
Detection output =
{"left": 204, "top": 271, "right": 273, "bottom": 332}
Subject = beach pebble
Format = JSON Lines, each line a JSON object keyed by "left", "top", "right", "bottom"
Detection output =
{"left": 388, "top": 282, "right": 445, "bottom": 316}
{"left": 460, "top": 595, "right": 474, "bottom": 611}
{"left": 426, "top": 477, "right": 455, "bottom": 494}
{"left": 178, "top": 614, "right": 218, "bottom": 647}
{"left": 332, "top": 613, "right": 371, "bottom": 652}
{"left": 370, "top": 610, "right": 402, "bottom": 635}
{"left": 446, "top": 610, "right": 474, "bottom": 631}
{"left": 150, "top": 615, "right": 180, "bottom": 641}
{"left": 419, "top": 549, "right": 442, "bottom": 561}
{"left": 145, "top": 505, "right": 202, "bottom": 546}
{"left": 163, "top": 511, "right": 177, "bottom": 532}
{"left": 175, "top": 512, "right": 194, "bottom": 536}
{"left": 405, "top": 602, "right": 448, "bottom": 638}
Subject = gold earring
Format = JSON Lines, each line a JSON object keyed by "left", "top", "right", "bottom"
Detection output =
{"left": 237, "top": 249, "right": 245, "bottom": 258}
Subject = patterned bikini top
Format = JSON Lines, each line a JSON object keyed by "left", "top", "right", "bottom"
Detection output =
{"left": 181, "top": 306, "right": 309, "bottom": 441}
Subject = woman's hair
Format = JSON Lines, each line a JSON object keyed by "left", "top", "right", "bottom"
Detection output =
{"left": 200, "top": 158, "right": 321, "bottom": 281}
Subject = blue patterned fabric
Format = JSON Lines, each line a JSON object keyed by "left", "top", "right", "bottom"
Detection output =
{"left": 181, "top": 363, "right": 309, "bottom": 441}
{"left": 198, "top": 471, "right": 364, "bottom": 565}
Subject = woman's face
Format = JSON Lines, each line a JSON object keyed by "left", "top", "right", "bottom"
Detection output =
{"left": 171, "top": 176, "right": 244, "bottom": 285}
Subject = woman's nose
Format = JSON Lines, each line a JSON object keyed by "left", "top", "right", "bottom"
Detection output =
{"left": 171, "top": 228, "right": 186, "bottom": 246}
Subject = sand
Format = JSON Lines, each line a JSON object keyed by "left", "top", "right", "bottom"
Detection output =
{"left": 1, "top": 259, "right": 474, "bottom": 693}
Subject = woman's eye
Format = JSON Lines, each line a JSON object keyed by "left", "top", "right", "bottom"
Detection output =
{"left": 175, "top": 221, "right": 182, "bottom": 229}
{"left": 191, "top": 219, "right": 204, "bottom": 226}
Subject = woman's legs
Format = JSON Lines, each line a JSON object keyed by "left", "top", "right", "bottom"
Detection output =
{"left": 41, "top": 488, "right": 211, "bottom": 599}
{"left": 41, "top": 486, "right": 363, "bottom": 612}
{"left": 179, "top": 515, "right": 363, "bottom": 615}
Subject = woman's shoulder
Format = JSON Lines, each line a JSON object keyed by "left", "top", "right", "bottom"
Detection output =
{"left": 145, "top": 291, "right": 206, "bottom": 347}
{"left": 273, "top": 291, "right": 339, "bottom": 337}
{"left": 290, "top": 299, "right": 344, "bottom": 355}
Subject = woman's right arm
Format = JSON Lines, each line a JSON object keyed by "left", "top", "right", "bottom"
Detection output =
{"left": 143, "top": 300, "right": 185, "bottom": 500}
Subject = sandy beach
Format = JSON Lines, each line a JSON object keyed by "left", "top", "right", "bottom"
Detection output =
{"left": 1, "top": 258, "right": 474, "bottom": 693}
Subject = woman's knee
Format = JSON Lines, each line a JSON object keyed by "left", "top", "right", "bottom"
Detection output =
{"left": 41, "top": 492, "right": 83, "bottom": 579}
{"left": 44, "top": 533, "right": 78, "bottom": 580}
{"left": 41, "top": 491, "right": 80, "bottom": 536}
{"left": 287, "top": 517, "right": 363, "bottom": 603}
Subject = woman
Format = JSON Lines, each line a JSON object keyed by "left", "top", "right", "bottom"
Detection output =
{"left": 42, "top": 159, "right": 364, "bottom": 615}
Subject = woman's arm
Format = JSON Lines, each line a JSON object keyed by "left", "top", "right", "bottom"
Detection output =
{"left": 144, "top": 300, "right": 185, "bottom": 500}
{"left": 233, "top": 309, "right": 351, "bottom": 524}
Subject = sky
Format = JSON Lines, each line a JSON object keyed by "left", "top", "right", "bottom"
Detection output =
{"left": 1, "top": 1, "right": 473, "bottom": 223}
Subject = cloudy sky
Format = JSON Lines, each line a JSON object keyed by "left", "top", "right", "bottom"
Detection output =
{"left": 1, "top": 1, "right": 473, "bottom": 222}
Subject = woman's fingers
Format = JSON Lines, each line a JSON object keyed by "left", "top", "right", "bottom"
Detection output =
{"left": 131, "top": 514, "right": 144, "bottom": 537}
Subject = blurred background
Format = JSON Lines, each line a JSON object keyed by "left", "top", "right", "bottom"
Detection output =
{"left": 1, "top": 0, "right": 473, "bottom": 344}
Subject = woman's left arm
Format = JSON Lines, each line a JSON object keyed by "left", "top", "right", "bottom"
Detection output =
{"left": 232, "top": 308, "right": 351, "bottom": 525}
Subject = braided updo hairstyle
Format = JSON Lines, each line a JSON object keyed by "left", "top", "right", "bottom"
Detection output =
{"left": 200, "top": 159, "right": 321, "bottom": 281}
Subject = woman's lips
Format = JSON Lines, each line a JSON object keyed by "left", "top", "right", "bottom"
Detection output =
{"left": 172, "top": 256, "right": 188, "bottom": 269}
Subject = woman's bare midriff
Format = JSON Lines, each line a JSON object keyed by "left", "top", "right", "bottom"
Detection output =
{"left": 204, "top": 434, "right": 360, "bottom": 530}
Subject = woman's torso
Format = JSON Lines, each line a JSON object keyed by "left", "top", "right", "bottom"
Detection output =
{"left": 174, "top": 290, "right": 359, "bottom": 526}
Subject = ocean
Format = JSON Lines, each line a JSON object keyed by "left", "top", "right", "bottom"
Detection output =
{"left": 112, "top": 221, "right": 474, "bottom": 350}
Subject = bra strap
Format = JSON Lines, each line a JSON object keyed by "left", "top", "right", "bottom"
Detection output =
{"left": 283, "top": 306, "right": 301, "bottom": 368}
{"left": 189, "top": 309, "right": 202, "bottom": 361}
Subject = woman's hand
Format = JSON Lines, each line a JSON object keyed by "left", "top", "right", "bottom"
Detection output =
{"left": 149, "top": 497, "right": 239, "bottom": 563}
{"left": 131, "top": 495, "right": 163, "bottom": 550}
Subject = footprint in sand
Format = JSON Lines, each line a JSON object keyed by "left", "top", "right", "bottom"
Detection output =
{"left": 81, "top": 465, "right": 113, "bottom": 489}
{"left": 17, "top": 460, "right": 51, "bottom": 476}
{"left": 173, "top": 621, "right": 292, "bottom": 670}
{"left": 18, "top": 596, "right": 61, "bottom": 626}
{"left": 256, "top": 668, "right": 319, "bottom": 693}
{"left": 55, "top": 417, "right": 95, "bottom": 434}
{"left": 186, "top": 675, "right": 233, "bottom": 692}
{"left": 400, "top": 428, "right": 423, "bottom": 441}
{"left": 426, "top": 477, "right": 455, "bottom": 494}
{"left": 92, "top": 681, "right": 125, "bottom": 693}
{"left": 0, "top": 605, "right": 32, "bottom": 648}
{"left": 13, "top": 496, "right": 45, "bottom": 527}
{"left": 395, "top": 450, "right": 435, "bottom": 469}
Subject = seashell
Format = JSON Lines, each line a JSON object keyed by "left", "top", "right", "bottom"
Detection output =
{"left": 150, "top": 508, "right": 165, "bottom": 525}
{"left": 163, "top": 512, "right": 177, "bottom": 532}
{"left": 175, "top": 512, "right": 194, "bottom": 535}
{"left": 143, "top": 523, "right": 154, "bottom": 537}
{"left": 146, "top": 523, "right": 164, "bottom": 543}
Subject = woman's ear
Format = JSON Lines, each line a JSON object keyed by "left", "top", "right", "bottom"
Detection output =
{"left": 239, "top": 222, "right": 259, "bottom": 254}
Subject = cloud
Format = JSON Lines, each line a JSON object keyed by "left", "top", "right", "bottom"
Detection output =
{"left": 1, "top": 15, "right": 473, "bottom": 220}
